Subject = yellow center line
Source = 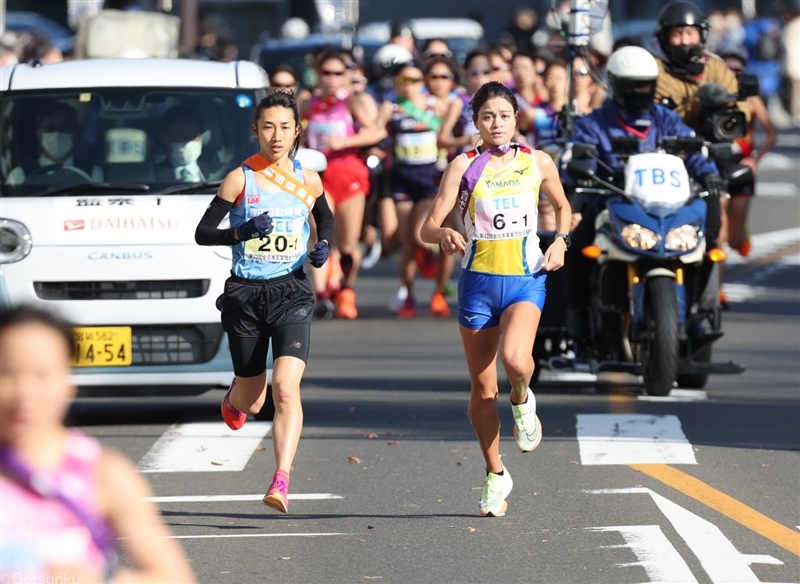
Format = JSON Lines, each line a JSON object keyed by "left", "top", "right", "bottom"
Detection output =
{"left": 631, "top": 463, "right": 800, "bottom": 557}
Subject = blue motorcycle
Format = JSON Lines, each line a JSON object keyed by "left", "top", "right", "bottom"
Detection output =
{"left": 536, "top": 136, "right": 750, "bottom": 396}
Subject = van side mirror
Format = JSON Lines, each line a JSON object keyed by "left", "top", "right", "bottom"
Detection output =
{"left": 726, "top": 163, "right": 754, "bottom": 193}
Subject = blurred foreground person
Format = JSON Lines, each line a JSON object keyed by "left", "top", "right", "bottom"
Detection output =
{"left": 0, "top": 306, "right": 195, "bottom": 583}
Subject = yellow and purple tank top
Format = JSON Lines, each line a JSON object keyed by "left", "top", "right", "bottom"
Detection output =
{"left": 458, "top": 144, "right": 543, "bottom": 275}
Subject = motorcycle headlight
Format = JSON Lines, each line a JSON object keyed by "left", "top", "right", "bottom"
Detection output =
{"left": 0, "top": 219, "right": 33, "bottom": 264}
{"left": 664, "top": 224, "right": 699, "bottom": 251}
{"left": 620, "top": 223, "right": 659, "bottom": 250}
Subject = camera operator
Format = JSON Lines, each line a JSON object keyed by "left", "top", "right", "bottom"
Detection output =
{"left": 653, "top": 0, "right": 750, "bottom": 253}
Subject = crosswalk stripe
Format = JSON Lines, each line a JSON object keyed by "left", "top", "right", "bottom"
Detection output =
{"left": 576, "top": 414, "right": 697, "bottom": 465}
{"left": 146, "top": 493, "right": 343, "bottom": 503}
{"left": 137, "top": 422, "right": 272, "bottom": 473}
{"left": 755, "top": 182, "right": 799, "bottom": 197}
{"left": 161, "top": 532, "right": 349, "bottom": 540}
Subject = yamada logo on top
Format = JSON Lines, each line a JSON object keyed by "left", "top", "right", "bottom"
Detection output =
{"left": 63, "top": 217, "right": 179, "bottom": 231}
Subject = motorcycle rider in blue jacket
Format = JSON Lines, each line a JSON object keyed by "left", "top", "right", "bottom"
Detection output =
{"left": 563, "top": 46, "right": 724, "bottom": 342}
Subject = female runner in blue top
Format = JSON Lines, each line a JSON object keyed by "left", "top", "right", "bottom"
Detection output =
{"left": 195, "top": 90, "right": 335, "bottom": 513}
{"left": 421, "top": 82, "right": 571, "bottom": 518}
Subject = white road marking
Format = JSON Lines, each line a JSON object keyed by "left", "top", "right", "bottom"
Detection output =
{"left": 724, "top": 227, "right": 800, "bottom": 266}
{"left": 587, "top": 488, "right": 783, "bottom": 583}
{"left": 576, "top": 414, "right": 697, "bottom": 465}
{"left": 137, "top": 422, "right": 272, "bottom": 473}
{"left": 587, "top": 525, "right": 698, "bottom": 583}
{"left": 162, "top": 532, "right": 349, "bottom": 540}
{"left": 639, "top": 389, "right": 708, "bottom": 402}
{"left": 722, "top": 283, "right": 769, "bottom": 303}
{"left": 754, "top": 182, "right": 799, "bottom": 197}
{"left": 757, "top": 152, "right": 795, "bottom": 171}
{"left": 146, "top": 493, "right": 343, "bottom": 503}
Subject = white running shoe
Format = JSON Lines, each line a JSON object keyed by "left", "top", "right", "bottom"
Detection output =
{"left": 511, "top": 387, "right": 543, "bottom": 453}
{"left": 387, "top": 286, "right": 408, "bottom": 312}
{"left": 479, "top": 467, "right": 513, "bottom": 517}
{"left": 360, "top": 228, "right": 383, "bottom": 270}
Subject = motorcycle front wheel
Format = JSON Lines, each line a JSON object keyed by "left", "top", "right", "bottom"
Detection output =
{"left": 641, "top": 276, "right": 680, "bottom": 396}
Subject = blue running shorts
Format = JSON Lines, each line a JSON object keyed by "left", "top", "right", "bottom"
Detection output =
{"left": 458, "top": 270, "right": 547, "bottom": 330}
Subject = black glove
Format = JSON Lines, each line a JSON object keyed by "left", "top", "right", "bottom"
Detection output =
{"left": 308, "top": 241, "right": 330, "bottom": 268}
{"left": 237, "top": 212, "right": 273, "bottom": 241}
{"left": 700, "top": 173, "right": 725, "bottom": 198}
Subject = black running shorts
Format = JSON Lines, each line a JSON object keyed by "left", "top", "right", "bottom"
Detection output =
{"left": 219, "top": 270, "right": 314, "bottom": 377}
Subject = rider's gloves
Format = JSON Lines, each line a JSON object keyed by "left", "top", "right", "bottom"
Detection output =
{"left": 700, "top": 173, "right": 725, "bottom": 198}
{"left": 237, "top": 212, "right": 273, "bottom": 241}
{"left": 308, "top": 241, "right": 330, "bottom": 268}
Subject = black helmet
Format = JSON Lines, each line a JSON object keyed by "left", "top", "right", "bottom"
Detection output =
{"left": 656, "top": 1, "right": 709, "bottom": 67}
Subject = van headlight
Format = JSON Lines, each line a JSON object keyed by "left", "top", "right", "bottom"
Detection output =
{"left": 620, "top": 223, "right": 659, "bottom": 250}
{"left": 664, "top": 224, "right": 700, "bottom": 251}
{"left": 0, "top": 219, "right": 33, "bottom": 264}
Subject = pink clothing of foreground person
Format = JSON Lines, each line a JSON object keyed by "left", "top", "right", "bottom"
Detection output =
{"left": 0, "top": 306, "right": 195, "bottom": 584}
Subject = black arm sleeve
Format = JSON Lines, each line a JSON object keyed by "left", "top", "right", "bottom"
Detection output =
{"left": 195, "top": 196, "right": 238, "bottom": 246}
{"left": 311, "top": 193, "right": 335, "bottom": 244}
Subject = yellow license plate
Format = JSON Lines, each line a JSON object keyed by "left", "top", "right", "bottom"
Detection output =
{"left": 72, "top": 327, "right": 132, "bottom": 367}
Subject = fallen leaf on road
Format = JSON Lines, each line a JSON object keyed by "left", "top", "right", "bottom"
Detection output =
{"left": 365, "top": 433, "right": 379, "bottom": 439}
{"left": 467, "top": 527, "right": 478, "bottom": 532}
{"left": 531, "top": 492, "right": 537, "bottom": 496}
{"left": 358, "top": 538, "right": 366, "bottom": 542}
{"left": 437, "top": 499, "right": 442, "bottom": 503}
{"left": 347, "top": 456, "right": 362, "bottom": 464}
{"left": 449, "top": 525, "right": 456, "bottom": 528}
{"left": 197, "top": 445, "right": 206, "bottom": 452}
{"left": 367, "top": 525, "right": 375, "bottom": 530}
{"left": 255, "top": 445, "right": 266, "bottom": 452}
{"left": 387, "top": 441, "right": 399, "bottom": 445}
{"left": 456, "top": 462, "right": 463, "bottom": 466}
{"left": 211, "top": 461, "right": 223, "bottom": 466}
{"left": 569, "top": 461, "right": 579, "bottom": 465}
{"left": 280, "top": 557, "right": 290, "bottom": 560}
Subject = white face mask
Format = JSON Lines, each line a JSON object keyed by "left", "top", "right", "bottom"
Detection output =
{"left": 171, "top": 140, "right": 203, "bottom": 166}
{"left": 41, "top": 132, "right": 73, "bottom": 161}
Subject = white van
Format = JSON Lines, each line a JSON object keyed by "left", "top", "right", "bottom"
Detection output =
{"left": 0, "top": 58, "right": 272, "bottom": 393}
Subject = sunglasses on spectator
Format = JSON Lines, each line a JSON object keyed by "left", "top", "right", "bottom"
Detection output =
{"left": 321, "top": 69, "right": 345, "bottom": 77}
{"left": 353, "top": 76, "right": 368, "bottom": 85}
{"left": 574, "top": 67, "right": 589, "bottom": 76}
{"left": 396, "top": 76, "right": 424, "bottom": 86}
{"left": 428, "top": 73, "right": 454, "bottom": 80}
{"left": 345, "top": 62, "right": 359, "bottom": 70}
{"left": 468, "top": 69, "right": 492, "bottom": 77}
{"left": 423, "top": 50, "right": 452, "bottom": 59}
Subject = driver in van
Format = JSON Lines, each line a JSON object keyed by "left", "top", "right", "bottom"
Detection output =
{"left": 7, "top": 101, "right": 103, "bottom": 186}
{"left": 155, "top": 105, "right": 209, "bottom": 183}
{"left": 562, "top": 46, "right": 721, "bottom": 342}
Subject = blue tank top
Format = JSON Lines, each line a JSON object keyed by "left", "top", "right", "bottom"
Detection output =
{"left": 230, "top": 158, "right": 311, "bottom": 280}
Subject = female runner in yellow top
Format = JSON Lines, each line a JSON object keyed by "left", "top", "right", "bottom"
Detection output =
{"left": 421, "top": 81, "right": 571, "bottom": 518}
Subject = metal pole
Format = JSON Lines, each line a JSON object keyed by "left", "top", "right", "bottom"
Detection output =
{"left": 180, "top": 0, "right": 199, "bottom": 57}
{"left": 1, "top": 0, "right": 6, "bottom": 36}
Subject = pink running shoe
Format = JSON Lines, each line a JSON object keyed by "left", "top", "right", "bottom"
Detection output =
{"left": 262, "top": 470, "right": 290, "bottom": 513}
{"left": 221, "top": 380, "right": 246, "bottom": 431}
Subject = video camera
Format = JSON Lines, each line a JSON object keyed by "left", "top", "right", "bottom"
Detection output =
{"left": 696, "top": 75, "right": 758, "bottom": 143}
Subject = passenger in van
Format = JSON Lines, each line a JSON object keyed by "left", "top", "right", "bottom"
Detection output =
{"left": 155, "top": 105, "right": 210, "bottom": 183}
{"left": 7, "top": 101, "right": 103, "bottom": 186}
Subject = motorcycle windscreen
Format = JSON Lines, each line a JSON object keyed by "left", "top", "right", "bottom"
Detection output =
{"left": 624, "top": 153, "right": 692, "bottom": 217}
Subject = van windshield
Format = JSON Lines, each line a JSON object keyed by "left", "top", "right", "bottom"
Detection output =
{"left": 0, "top": 87, "right": 265, "bottom": 197}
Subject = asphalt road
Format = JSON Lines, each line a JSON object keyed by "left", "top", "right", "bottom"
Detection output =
{"left": 70, "top": 129, "right": 800, "bottom": 584}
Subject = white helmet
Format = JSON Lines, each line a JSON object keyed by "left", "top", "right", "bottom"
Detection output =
{"left": 606, "top": 46, "right": 659, "bottom": 114}
{"left": 281, "top": 17, "right": 310, "bottom": 39}
{"left": 372, "top": 43, "right": 413, "bottom": 76}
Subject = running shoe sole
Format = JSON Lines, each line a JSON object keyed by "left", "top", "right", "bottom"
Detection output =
{"left": 262, "top": 492, "right": 288, "bottom": 513}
